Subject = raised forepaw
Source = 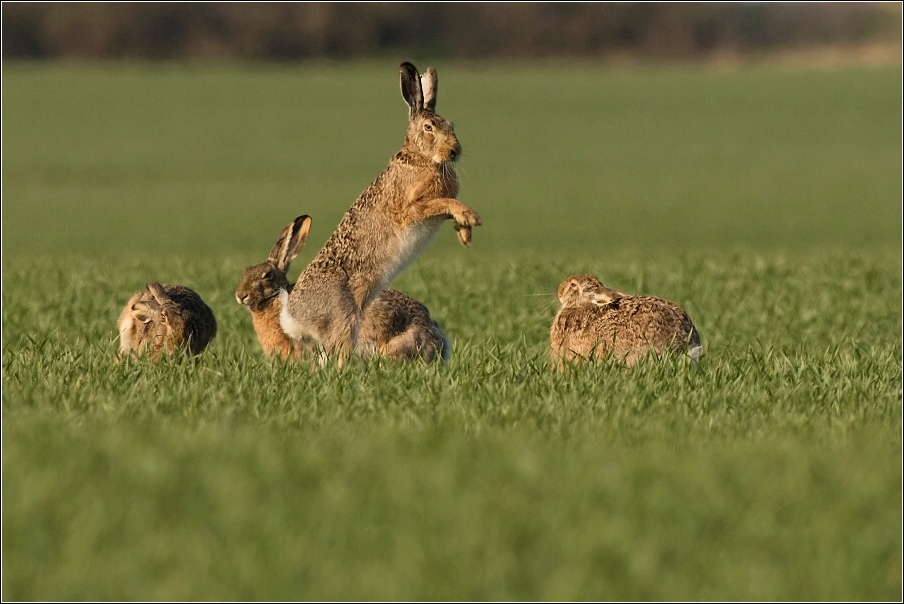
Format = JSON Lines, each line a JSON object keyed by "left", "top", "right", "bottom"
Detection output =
{"left": 452, "top": 208, "right": 481, "bottom": 247}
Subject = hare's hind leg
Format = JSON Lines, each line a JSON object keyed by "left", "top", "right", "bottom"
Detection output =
{"left": 283, "top": 277, "right": 359, "bottom": 368}
{"left": 381, "top": 331, "right": 434, "bottom": 363}
{"left": 320, "top": 312, "right": 360, "bottom": 368}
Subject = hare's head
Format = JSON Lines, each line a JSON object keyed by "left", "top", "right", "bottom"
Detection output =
{"left": 400, "top": 62, "right": 461, "bottom": 164}
{"left": 147, "top": 282, "right": 191, "bottom": 341}
{"left": 123, "top": 295, "right": 165, "bottom": 349}
{"left": 236, "top": 215, "right": 312, "bottom": 312}
{"left": 558, "top": 274, "right": 622, "bottom": 308}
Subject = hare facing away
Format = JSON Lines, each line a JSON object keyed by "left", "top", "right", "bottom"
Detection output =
{"left": 117, "top": 282, "right": 217, "bottom": 361}
{"left": 550, "top": 274, "right": 702, "bottom": 369}
{"left": 281, "top": 62, "right": 480, "bottom": 365}
{"left": 236, "top": 215, "right": 450, "bottom": 364}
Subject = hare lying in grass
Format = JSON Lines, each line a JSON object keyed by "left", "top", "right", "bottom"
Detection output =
{"left": 118, "top": 282, "right": 217, "bottom": 360}
{"left": 236, "top": 215, "right": 450, "bottom": 363}
{"left": 281, "top": 62, "right": 479, "bottom": 365}
{"left": 550, "top": 274, "right": 701, "bottom": 368}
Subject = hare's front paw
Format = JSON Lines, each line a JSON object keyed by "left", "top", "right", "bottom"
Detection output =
{"left": 454, "top": 207, "right": 482, "bottom": 228}
{"left": 454, "top": 224, "right": 473, "bottom": 247}
{"left": 453, "top": 207, "right": 481, "bottom": 247}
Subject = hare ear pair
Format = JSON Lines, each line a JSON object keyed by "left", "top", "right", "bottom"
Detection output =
{"left": 400, "top": 62, "right": 438, "bottom": 117}
{"left": 267, "top": 215, "right": 312, "bottom": 273}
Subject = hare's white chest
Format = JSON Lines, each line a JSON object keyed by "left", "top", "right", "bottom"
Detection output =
{"left": 381, "top": 217, "right": 444, "bottom": 288}
{"left": 279, "top": 290, "right": 308, "bottom": 341}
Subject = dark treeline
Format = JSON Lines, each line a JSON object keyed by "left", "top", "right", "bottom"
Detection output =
{"left": 2, "top": 2, "right": 900, "bottom": 61}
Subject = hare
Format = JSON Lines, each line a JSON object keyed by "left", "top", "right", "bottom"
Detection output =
{"left": 236, "top": 215, "right": 450, "bottom": 363}
{"left": 357, "top": 288, "right": 450, "bottom": 363}
{"left": 550, "top": 274, "right": 702, "bottom": 369}
{"left": 117, "top": 282, "right": 217, "bottom": 360}
{"left": 281, "top": 62, "right": 480, "bottom": 364}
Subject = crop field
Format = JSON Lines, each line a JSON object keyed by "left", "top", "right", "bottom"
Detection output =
{"left": 2, "top": 61, "right": 902, "bottom": 600}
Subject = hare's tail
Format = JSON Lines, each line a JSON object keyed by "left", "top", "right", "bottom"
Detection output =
{"left": 686, "top": 326, "right": 703, "bottom": 365}
{"left": 688, "top": 343, "right": 703, "bottom": 365}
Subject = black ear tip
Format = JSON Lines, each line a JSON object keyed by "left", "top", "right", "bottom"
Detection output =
{"left": 400, "top": 62, "right": 419, "bottom": 78}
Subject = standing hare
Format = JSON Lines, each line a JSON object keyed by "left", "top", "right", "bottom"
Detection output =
{"left": 282, "top": 62, "right": 479, "bottom": 364}
{"left": 236, "top": 215, "right": 450, "bottom": 364}
{"left": 118, "top": 282, "right": 217, "bottom": 360}
{"left": 550, "top": 274, "right": 701, "bottom": 369}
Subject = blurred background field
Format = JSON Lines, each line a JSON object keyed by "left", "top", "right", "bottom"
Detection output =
{"left": 2, "top": 2, "right": 902, "bottom": 600}
{"left": 3, "top": 61, "right": 901, "bottom": 257}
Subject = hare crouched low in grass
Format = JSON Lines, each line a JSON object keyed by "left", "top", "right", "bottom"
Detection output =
{"left": 356, "top": 288, "right": 450, "bottom": 363}
{"left": 550, "top": 274, "right": 702, "bottom": 369}
{"left": 236, "top": 215, "right": 450, "bottom": 363}
{"left": 282, "top": 62, "right": 480, "bottom": 365}
{"left": 117, "top": 282, "right": 217, "bottom": 361}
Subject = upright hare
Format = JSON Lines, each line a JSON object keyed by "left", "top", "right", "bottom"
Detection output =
{"left": 282, "top": 62, "right": 480, "bottom": 364}
{"left": 550, "top": 274, "right": 701, "bottom": 368}
{"left": 118, "top": 282, "right": 217, "bottom": 360}
{"left": 237, "top": 215, "right": 450, "bottom": 363}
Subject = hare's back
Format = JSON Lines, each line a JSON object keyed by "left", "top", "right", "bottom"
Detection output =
{"left": 604, "top": 296, "right": 696, "bottom": 347}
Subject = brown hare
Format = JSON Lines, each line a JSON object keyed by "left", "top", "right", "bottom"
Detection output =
{"left": 117, "top": 282, "right": 217, "bottom": 360}
{"left": 236, "top": 215, "right": 450, "bottom": 364}
{"left": 550, "top": 274, "right": 701, "bottom": 369}
{"left": 357, "top": 288, "right": 450, "bottom": 363}
{"left": 282, "top": 62, "right": 479, "bottom": 365}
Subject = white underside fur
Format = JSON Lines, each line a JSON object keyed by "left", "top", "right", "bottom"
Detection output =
{"left": 278, "top": 290, "right": 307, "bottom": 341}
{"left": 688, "top": 344, "right": 703, "bottom": 364}
{"left": 380, "top": 219, "right": 442, "bottom": 292}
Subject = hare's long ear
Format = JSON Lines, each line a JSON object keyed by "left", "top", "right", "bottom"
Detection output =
{"left": 400, "top": 62, "right": 423, "bottom": 118}
{"left": 147, "top": 282, "right": 171, "bottom": 306}
{"left": 131, "top": 300, "right": 156, "bottom": 324}
{"left": 269, "top": 215, "right": 312, "bottom": 273}
{"left": 420, "top": 67, "right": 438, "bottom": 112}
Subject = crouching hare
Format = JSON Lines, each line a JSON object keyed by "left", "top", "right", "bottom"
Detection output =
{"left": 550, "top": 274, "right": 701, "bottom": 369}
{"left": 118, "top": 282, "right": 217, "bottom": 360}
{"left": 282, "top": 62, "right": 479, "bottom": 365}
{"left": 236, "top": 215, "right": 450, "bottom": 364}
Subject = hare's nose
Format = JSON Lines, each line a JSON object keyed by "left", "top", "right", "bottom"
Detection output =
{"left": 449, "top": 143, "right": 461, "bottom": 160}
{"left": 236, "top": 293, "right": 247, "bottom": 305}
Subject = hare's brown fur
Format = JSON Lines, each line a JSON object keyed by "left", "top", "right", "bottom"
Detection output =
{"left": 247, "top": 295, "right": 306, "bottom": 361}
{"left": 117, "top": 282, "right": 217, "bottom": 360}
{"left": 283, "top": 63, "right": 479, "bottom": 364}
{"left": 237, "top": 216, "right": 449, "bottom": 363}
{"left": 550, "top": 274, "right": 701, "bottom": 368}
{"left": 357, "top": 288, "right": 450, "bottom": 363}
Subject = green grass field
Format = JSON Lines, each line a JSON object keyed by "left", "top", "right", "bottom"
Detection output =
{"left": 2, "top": 61, "right": 902, "bottom": 600}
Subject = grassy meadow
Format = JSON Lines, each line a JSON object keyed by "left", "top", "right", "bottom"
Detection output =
{"left": 2, "top": 61, "right": 902, "bottom": 600}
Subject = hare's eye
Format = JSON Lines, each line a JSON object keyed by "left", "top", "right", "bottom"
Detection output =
{"left": 423, "top": 123, "right": 433, "bottom": 132}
